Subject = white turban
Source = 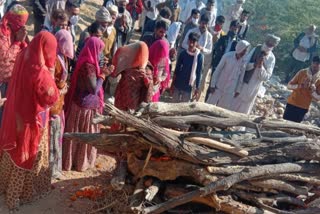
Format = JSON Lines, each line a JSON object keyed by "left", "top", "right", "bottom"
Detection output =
{"left": 95, "top": 6, "right": 112, "bottom": 22}
{"left": 116, "top": 0, "right": 129, "bottom": 3}
{"left": 265, "top": 34, "right": 281, "bottom": 47}
{"left": 236, "top": 40, "right": 250, "bottom": 53}
{"left": 107, "top": 5, "right": 119, "bottom": 16}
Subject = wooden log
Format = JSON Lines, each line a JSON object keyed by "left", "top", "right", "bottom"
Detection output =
{"left": 92, "top": 113, "right": 114, "bottom": 126}
{"left": 141, "top": 163, "right": 320, "bottom": 214}
{"left": 111, "top": 160, "right": 128, "bottom": 191}
{"left": 266, "top": 174, "right": 320, "bottom": 186}
{"left": 232, "top": 183, "right": 279, "bottom": 194}
{"left": 235, "top": 191, "right": 294, "bottom": 214}
{"left": 127, "top": 153, "right": 218, "bottom": 186}
{"left": 164, "top": 185, "right": 272, "bottom": 214}
{"left": 186, "top": 137, "right": 248, "bottom": 157}
{"left": 139, "top": 102, "right": 320, "bottom": 135}
{"left": 207, "top": 166, "right": 247, "bottom": 175}
{"left": 249, "top": 179, "right": 309, "bottom": 196}
{"left": 63, "top": 132, "right": 145, "bottom": 152}
{"left": 104, "top": 103, "right": 240, "bottom": 165}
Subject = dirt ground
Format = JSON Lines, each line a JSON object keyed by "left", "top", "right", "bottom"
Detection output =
{"left": 0, "top": 0, "right": 122, "bottom": 213}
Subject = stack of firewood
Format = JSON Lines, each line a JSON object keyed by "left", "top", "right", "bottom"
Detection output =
{"left": 64, "top": 102, "right": 320, "bottom": 214}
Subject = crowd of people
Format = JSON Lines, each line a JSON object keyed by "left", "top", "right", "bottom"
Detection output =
{"left": 0, "top": 0, "right": 319, "bottom": 211}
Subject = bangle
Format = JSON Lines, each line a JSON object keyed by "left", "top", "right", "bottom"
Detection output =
{"left": 98, "top": 74, "right": 106, "bottom": 80}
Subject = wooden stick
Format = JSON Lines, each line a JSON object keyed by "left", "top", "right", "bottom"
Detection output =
{"left": 186, "top": 137, "right": 249, "bottom": 157}
{"left": 141, "top": 163, "right": 320, "bottom": 214}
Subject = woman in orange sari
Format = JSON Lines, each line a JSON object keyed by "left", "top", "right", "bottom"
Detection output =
{"left": 0, "top": 31, "right": 59, "bottom": 210}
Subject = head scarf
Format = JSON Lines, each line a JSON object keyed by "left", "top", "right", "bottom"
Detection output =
{"left": 112, "top": 41, "right": 149, "bottom": 76}
{"left": 305, "top": 24, "right": 317, "bottom": 36}
{"left": 0, "top": 4, "right": 28, "bottom": 35}
{"left": 265, "top": 34, "right": 281, "bottom": 47}
{"left": 95, "top": 6, "right": 112, "bottom": 23}
{"left": 65, "top": 37, "right": 105, "bottom": 117}
{"left": 0, "top": 31, "right": 58, "bottom": 170}
{"left": 236, "top": 40, "right": 250, "bottom": 53}
{"left": 107, "top": 5, "right": 119, "bottom": 16}
{"left": 117, "top": 0, "right": 129, "bottom": 3}
{"left": 55, "top": 29, "right": 74, "bottom": 59}
{"left": 149, "top": 40, "right": 170, "bottom": 93}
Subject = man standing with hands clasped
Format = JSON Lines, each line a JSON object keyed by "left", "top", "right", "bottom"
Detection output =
{"left": 284, "top": 56, "right": 320, "bottom": 123}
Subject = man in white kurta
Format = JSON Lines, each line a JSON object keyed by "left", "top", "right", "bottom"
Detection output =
{"left": 206, "top": 40, "right": 250, "bottom": 109}
{"left": 232, "top": 34, "right": 281, "bottom": 114}
{"left": 180, "top": 0, "right": 205, "bottom": 23}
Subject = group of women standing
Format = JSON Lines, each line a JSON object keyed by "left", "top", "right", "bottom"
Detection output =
{"left": 0, "top": 3, "right": 171, "bottom": 211}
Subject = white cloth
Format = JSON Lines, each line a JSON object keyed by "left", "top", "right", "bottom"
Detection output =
{"left": 144, "top": 0, "right": 165, "bottom": 20}
{"left": 182, "top": 27, "right": 213, "bottom": 55}
{"left": 232, "top": 47, "right": 276, "bottom": 114}
{"left": 207, "top": 51, "right": 247, "bottom": 109}
{"left": 167, "top": 22, "right": 182, "bottom": 48}
{"left": 292, "top": 35, "right": 316, "bottom": 62}
{"left": 236, "top": 40, "right": 250, "bottom": 53}
{"left": 187, "top": 49, "right": 201, "bottom": 86}
{"left": 179, "top": 0, "right": 205, "bottom": 23}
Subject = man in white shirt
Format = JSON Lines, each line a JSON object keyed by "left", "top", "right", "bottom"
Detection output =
{"left": 200, "top": 0, "right": 216, "bottom": 33}
{"left": 285, "top": 25, "right": 318, "bottom": 83}
{"left": 232, "top": 34, "right": 281, "bottom": 115}
{"left": 179, "top": 0, "right": 205, "bottom": 23}
{"left": 206, "top": 40, "right": 250, "bottom": 109}
{"left": 223, "top": 0, "right": 244, "bottom": 32}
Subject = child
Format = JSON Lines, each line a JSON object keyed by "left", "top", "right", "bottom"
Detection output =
{"left": 171, "top": 32, "right": 203, "bottom": 102}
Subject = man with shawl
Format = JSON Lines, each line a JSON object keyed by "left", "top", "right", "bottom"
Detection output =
{"left": 113, "top": 41, "right": 153, "bottom": 111}
{"left": 286, "top": 25, "right": 319, "bottom": 83}
{"left": 115, "top": 0, "right": 133, "bottom": 47}
{"left": 0, "top": 31, "right": 59, "bottom": 210}
{"left": 232, "top": 34, "right": 280, "bottom": 114}
{"left": 0, "top": 4, "right": 28, "bottom": 126}
{"left": 172, "top": 32, "right": 203, "bottom": 102}
{"left": 50, "top": 29, "right": 74, "bottom": 179}
{"left": 63, "top": 37, "right": 113, "bottom": 172}
{"left": 206, "top": 40, "right": 250, "bottom": 110}
{"left": 149, "top": 39, "right": 170, "bottom": 101}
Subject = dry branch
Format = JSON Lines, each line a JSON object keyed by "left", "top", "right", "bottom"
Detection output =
{"left": 141, "top": 163, "right": 320, "bottom": 213}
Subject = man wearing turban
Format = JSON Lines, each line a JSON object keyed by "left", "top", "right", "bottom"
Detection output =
{"left": 232, "top": 34, "right": 281, "bottom": 115}
{"left": 206, "top": 40, "right": 250, "bottom": 110}
{"left": 0, "top": 4, "right": 29, "bottom": 126}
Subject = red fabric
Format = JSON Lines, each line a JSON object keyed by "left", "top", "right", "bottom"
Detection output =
{"left": 65, "top": 37, "right": 105, "bottom": 118}
{"left": 126, "top": 0, "right": 143, "bottom": 15}
{"left": 0, "top": 4, "right": 29, "bottom": 35}
{"left": 149, "top": 40, "right": 170, "bottom": 102}
{"left": 0, "top": 31, "right": 59, "bottom": 170}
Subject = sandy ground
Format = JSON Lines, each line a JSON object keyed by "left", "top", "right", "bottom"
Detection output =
{"left": 0, "top": 0, "right": 121, "bottom": 213}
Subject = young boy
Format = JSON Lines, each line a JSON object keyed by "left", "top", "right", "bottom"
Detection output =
{"left": 284, "top": 56, "right": 320, "bottom": 123}
{"left": 171, "top": 32, "right": 203, "bottom": 102}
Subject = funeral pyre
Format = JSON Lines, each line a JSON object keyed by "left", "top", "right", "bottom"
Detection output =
{"left": 64, "top": 102, "right": 320, "bottom": 214}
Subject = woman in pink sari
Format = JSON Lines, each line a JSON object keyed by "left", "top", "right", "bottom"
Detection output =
{"left": 149, "top": 40, "right": 170, "bottom": 102}
{"left": 63, "top": 37, "right": 112, "bottom": 172}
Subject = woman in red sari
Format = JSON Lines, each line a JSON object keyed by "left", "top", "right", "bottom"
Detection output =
{"left": 0, "top": 4, "right": 29, "bottom": 126}
{"left": 0, "top": 31, "right": 59, "bottom": 210}
{"left": 149, "top": 40, "right": 170, "bottom": 102}
{"left": 63, "top": 37, "right": 112, "bottom": 172}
